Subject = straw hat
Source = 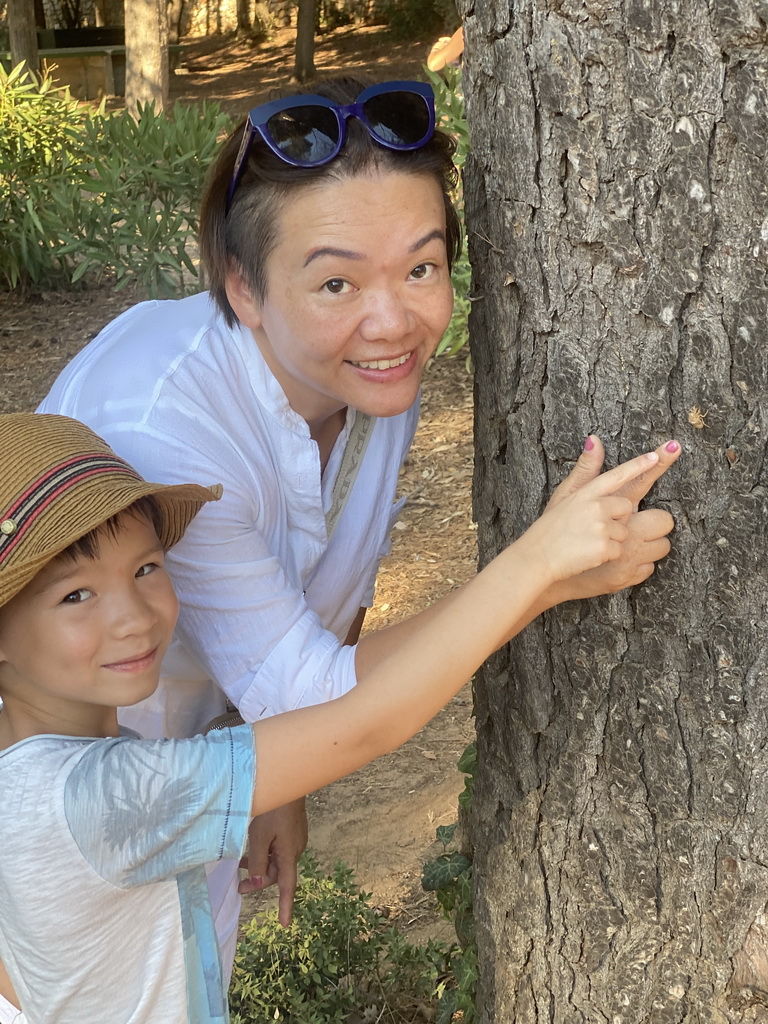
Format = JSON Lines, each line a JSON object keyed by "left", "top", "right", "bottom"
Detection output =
{"left": 0, "top": 413, "right": 222, "bottom": 608}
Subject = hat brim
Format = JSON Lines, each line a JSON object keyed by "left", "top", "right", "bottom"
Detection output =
{"left": 0, "top": 478, "right": 222, "bottom": 608}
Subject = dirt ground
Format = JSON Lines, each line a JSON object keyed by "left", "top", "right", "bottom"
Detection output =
{"left": 0, "top": 23, "right": 476, "bottom": 948}
{"left": 168, "top": 23, "right": 444, "bottom": 114}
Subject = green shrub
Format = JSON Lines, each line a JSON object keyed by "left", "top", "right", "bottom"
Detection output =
{"left": 427, "top": 63, "right": 470, "bottom": 358}
{"left": 229, "top": 852, "right": 449, "bottom": 1023}
{"left": 0, "top": 63, "right": 232, "bottom": 296}
{"left": 0, "top": 63, "right": 95, "bottom": 290}
{"left": 57, "top": 100, "right": 233, "bottom": 295}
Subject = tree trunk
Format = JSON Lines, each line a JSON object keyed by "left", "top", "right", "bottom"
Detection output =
{"left": 294, "top": 0, "right": 316, "bottom": 83}
{"left": 460, "top": 0, "right": 768, "bottom": 1020}
{"left": 7, "top": 0, "right": 39, "bottom": 76}
{"left": 125, "top": 0, "right": 168, "bottom": 112}
{"left": 33, "top": 0, "right": 46, "bottom": 31}
{"left": 236, "top": 0, "right": 250, "bottom": 36}
{"left": 167, "top": 0, "right": 184, "bottom": 47}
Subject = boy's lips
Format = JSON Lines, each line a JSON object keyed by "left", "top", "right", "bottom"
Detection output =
{"left": 103, "top": 646, "right": 160, "bottom": 672}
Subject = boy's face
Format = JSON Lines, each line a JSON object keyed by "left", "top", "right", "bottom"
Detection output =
{"left": 0, "top": 514, "right": 178, "bottom": 737}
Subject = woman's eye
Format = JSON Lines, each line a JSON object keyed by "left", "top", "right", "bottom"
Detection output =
{"left": 322, "top": 278, "right": 352, "bottom": 295}
{"left": 410, "top": 263, "right": 435, "bottom": 280}
{"left": 62, "top": 588, "right": 92, "bottom": 604}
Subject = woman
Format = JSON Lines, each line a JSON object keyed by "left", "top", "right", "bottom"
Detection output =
{"left": 40, "top": 76, "right": 679, "bottom": 980}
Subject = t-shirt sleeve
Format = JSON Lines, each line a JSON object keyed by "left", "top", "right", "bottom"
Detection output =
{"left": 63, "top": 727, "right": 255, "bottom": 888}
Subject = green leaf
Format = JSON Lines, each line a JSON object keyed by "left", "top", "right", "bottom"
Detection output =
{"left": 421, "top": 852, "right": 472, "bottom": 892}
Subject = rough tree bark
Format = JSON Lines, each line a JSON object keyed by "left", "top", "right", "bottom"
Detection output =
{"left": 125, "top": 0, "right": 168, "bottom": 112}
{"left": 459, "top": 0, "right": 768, "bottom": 1020}
{"left": 7, "top": 0, "right": 39, "bottom": 76}
{"left": 294, "top": 0, "right": 316, "bottom": 83}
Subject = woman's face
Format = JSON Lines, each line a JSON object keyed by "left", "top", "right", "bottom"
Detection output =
{"left": 226, "top": 170, "right": 455, "bottom": 428}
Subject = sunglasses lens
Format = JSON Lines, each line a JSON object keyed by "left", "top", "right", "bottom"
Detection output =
{"left": 265, "top": 105, "right": 340, "bottom": 165}
{"left": 363, "top": 90, "right": 433, "bottom": 148}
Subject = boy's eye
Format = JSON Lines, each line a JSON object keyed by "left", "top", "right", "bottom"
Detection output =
{"left": 322, "top": 278, "right": 352, "bottom": 295}
{"left": 136, "top": 562, "right": 159, "bottom": 578}
{"left": 62, "top": 588, "right": 93, "bottom": 604}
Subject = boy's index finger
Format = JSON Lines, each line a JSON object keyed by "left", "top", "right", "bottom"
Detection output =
{"left": 595, "top": 441, "right": 681, "bottom": 501}
{"left": 612, "top": 440, "right": 682, "bottom": 506}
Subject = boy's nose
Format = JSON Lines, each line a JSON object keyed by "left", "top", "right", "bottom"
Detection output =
{"left": 111, "top": 590, "right": 157, "bottom": 637}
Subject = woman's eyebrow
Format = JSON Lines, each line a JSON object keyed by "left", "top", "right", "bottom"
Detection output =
{"left": 410, "top": 229, "right": 445, "bottom": 252}
{"left": 304, "top": 230, "right": 446, "bottom": 268}
{"left": 304, "top": 246, "right": 363, "bottom": 267}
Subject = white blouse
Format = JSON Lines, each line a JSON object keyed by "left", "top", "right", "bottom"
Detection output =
{"left": 40, "top": 291, "right": 419, "bottom": 738}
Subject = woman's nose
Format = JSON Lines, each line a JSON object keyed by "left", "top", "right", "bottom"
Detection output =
{"left": 358, "top": 289, "right": 415, "bottom": 342}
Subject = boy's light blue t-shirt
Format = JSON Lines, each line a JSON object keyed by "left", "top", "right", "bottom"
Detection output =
{"left": 0, "top": 725, "right": 255, "bottom": 1023}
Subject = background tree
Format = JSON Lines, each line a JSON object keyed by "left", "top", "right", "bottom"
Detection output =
{"left": 125, "top": 0, "right": 168, "bottom": 111}
{"left": 167, "top": 0, "right": 185, "bottom": 50}
{"left": 294, "top": 0, "right": 316, "bottom": 82}
{"left": 236, "top": 0, "right": 250, "bottom": 37}
{"left": 7, "top": 0, "right": 39, "bottom": 75}
{"left": 459, "top": 0, "right": 768, "bottom": 1019}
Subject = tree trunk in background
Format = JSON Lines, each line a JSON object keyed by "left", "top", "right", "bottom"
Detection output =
{"left": 125, "top": 0, "right": 168, "bottom": 112}
{"left": 236, "top": 0, "right": 250, "bottom": 36}
{"left": 167, "top": 0, "right": 184, "bottom": 47}
{"left": 7, "top": 0, "right": 39, "bottom": 75}
{"left": 294, "top": 0, "right": 316, "bottom": 82}
{"left": 459, "top": 0, "right": 768, "bottom": 1020}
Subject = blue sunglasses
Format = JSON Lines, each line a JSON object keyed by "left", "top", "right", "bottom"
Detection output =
{"left": 226, "top": 80, "right": 436, "bottom": 212}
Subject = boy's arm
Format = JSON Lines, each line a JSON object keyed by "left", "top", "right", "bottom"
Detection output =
{"left": 0, "top": 959, "right": 20, "bottom": 1011}
{"left": 249, "top": 443, "right": 679, "bottom": 817}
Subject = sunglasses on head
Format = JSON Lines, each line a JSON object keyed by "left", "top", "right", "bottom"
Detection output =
{"left": 225, "top": 80, "right": 436, "bottom": 213}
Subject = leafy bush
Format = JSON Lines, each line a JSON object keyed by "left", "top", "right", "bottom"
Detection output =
{"left": 0, "top": 62, "right": 95, "bottom": 290}
{"left": 56, "top": 100, "right": 233, "bottom": 295}
{"left": 427, "top": 63, "right": 471, "bottom": 358}
{"left": 0, "top": 63, "right": 232, "bottom": 295}
{"left": 229, "top": 852, "right": 448, "bottom": 1023}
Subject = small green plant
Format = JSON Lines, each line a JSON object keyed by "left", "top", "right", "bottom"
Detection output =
{"left": 421, "top": 742, "right": 477, "bottom": 1023}
{"left": 426, "top": 63, "right": 471, "bottom": 359}
{"left": 229, "top": 852, "right": 449, "bottom": 1022}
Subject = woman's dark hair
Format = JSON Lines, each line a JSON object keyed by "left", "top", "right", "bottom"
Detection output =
{"left": 200, "top": 75, "right": 462, "bottom": 328}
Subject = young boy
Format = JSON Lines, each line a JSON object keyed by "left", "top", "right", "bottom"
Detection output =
{"left": 0, "top": 413, "right": 679, "bottom": 1023}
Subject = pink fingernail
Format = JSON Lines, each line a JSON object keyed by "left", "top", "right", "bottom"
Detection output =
{"left": 665, "top": 440, "right": 680, "bottom": 453}
{"left": 583, "top": 435, "right": 595, "bottom": 451}
{"left": 250, "top": 875, "right": 263, "bottom": 888}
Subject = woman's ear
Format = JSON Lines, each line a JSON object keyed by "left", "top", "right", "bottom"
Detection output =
{"left": 225, "top": 267, "right": 263, "bottom": 330}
